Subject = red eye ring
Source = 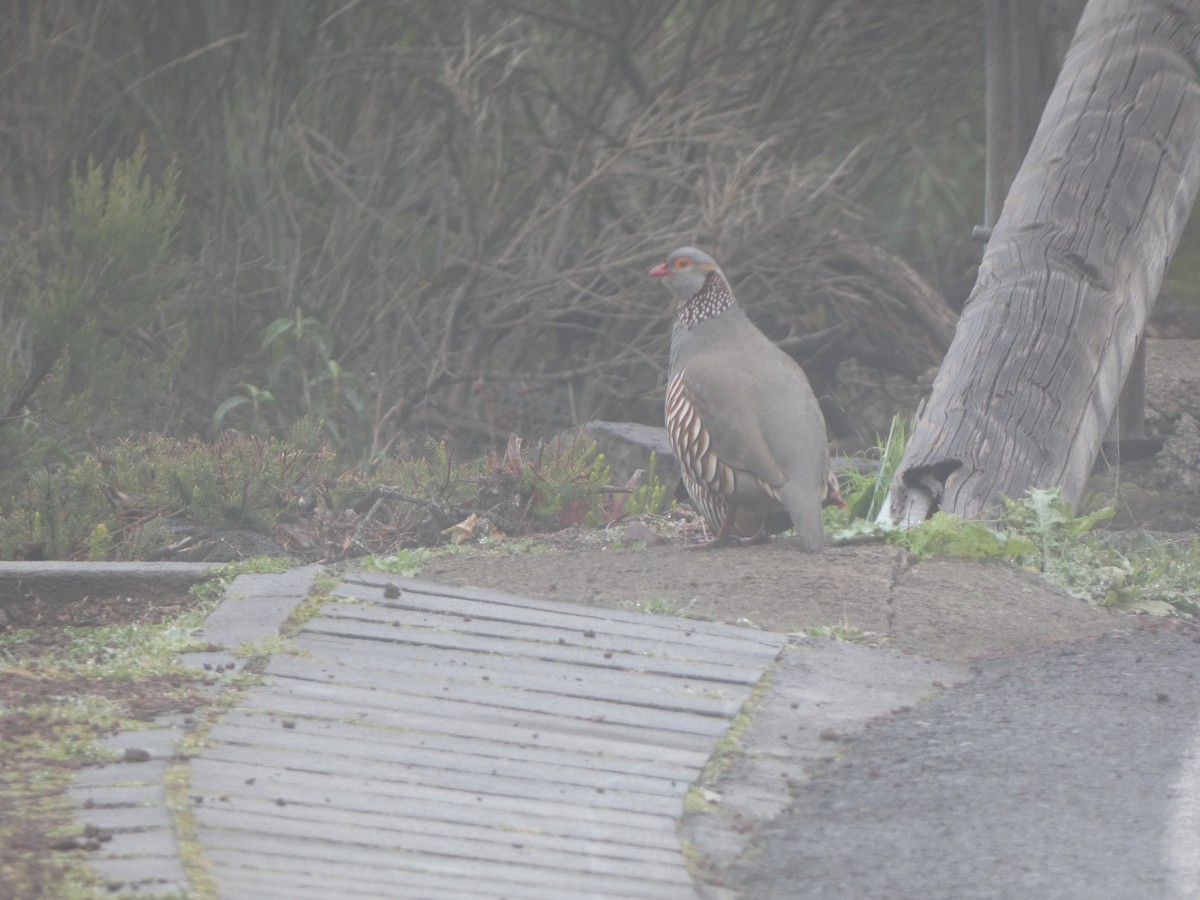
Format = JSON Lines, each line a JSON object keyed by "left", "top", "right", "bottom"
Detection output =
{"left": 673, "top": 257, "right": 692, "bottom": 269}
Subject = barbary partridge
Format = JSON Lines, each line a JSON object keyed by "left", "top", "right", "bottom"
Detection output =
{"left": 649, "top": 246, "right": 831, "bottom": 552}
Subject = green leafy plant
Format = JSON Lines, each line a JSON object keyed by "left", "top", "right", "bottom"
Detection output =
{"left": 835, "top": 415, "right": 909, "bottom": 524}
{"left": 189, "top": 557, "right": 296, "bottom": 604}
{"left": 1105, "top": 532, "right": 1200, "bottom": 616}
{"left": 361, "top": 548, "right": 427, "bottom": 576}
{"left": 213, "top": 310, "right": 367, "bottom": 453}
{"left": 521, "top": 438, "right": 613, "bottom": 530}
{"left": 841, "top": 485, "right": 1200, "bottom": 615}
{"left": 213, "top": 382, "right": 278, "bottom": 434}
{"left": 624, "top": 452, "right": 670, "bottom": 517}
{"left": 0, "top": 144, "right": 187, "bottom": 501}
{"left": 889, "top": 510, "right": 1032, "bottom": 561}
{"left": 1000, "top": 488, "right": 1115, "bottom": 590}
{"left": 997, "top": 489, "right": 1200, "bottom": 614}
{"left": 0, "top": 424, "right": 342, "bottom": 559}
{"left": 85, "top": 523, "right": 114, "bottom": 562}
{"left": 359, "top": 438, "right": 484, "bottom": 510}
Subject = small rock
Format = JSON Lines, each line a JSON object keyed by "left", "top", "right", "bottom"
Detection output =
{"left": 123, "top": 747, "right": 152, "bottom": 763}
{"left": 623, "top": 520, "right": 664, "bottom": 545}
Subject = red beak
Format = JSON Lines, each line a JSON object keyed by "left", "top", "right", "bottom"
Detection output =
{"left": 647, "top": 262, "right": 670, "bottom": 279}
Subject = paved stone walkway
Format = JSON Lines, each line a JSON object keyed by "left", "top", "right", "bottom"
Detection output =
{"left": 70, "top": 566, "right": 786, "bottom": 898}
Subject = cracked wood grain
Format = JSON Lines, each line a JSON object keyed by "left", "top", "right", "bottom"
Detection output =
{"left": 886, "top": 0, "right": 1200, "bottom": 523}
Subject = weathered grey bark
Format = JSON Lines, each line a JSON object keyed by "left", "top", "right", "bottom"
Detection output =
{"left": 982, "top": 0, "right": 1155, "bottom": 446}
{"left": 882, "top": 0, "right": 1200, "bottom": 525}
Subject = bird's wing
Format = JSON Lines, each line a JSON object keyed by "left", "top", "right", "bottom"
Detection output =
{"left": 749, "top": 348, "right": 829, "bottom": 491}
{"left": 677, "top": 351, "right": 788, "bottom": 489}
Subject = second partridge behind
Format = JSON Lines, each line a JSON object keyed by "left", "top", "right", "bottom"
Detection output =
{"left": 650, "top": 247, "right": 831, "bottom": 552}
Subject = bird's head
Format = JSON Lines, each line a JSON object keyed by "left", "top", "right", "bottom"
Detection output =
{"left": 648, "top": 246, "right": 735, "bottom": 324}
{"left": 648, "top": 247, "right": 723, "bottom": 302}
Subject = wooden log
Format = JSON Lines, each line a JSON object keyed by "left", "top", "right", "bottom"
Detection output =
{"left": 882, "top": 0, "right": 1200, "bottom": 524}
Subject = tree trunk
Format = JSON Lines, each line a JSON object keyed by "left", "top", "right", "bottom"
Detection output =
{"left": 881, "top": 0, "right": 1200, "bottom": 525}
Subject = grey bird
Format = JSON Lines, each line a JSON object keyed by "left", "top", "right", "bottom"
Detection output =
{"left": 649, "top": 246, "right": 831, "bottom": 552}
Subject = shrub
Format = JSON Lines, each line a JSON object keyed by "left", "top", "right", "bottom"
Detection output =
{"left": 0, "top": 144, "right": 187, "bottom": 500}
{"left": 0, "top": 424, "right": 339, "bottom": 560}
{"left": 521, "top": 438, "right": 612, "bottom": 530}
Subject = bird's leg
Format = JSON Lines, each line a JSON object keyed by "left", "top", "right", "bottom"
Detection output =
{"left": 824, "top": 471, "right": 848, "bottom": 510}
{"left": 743, "top": 523, "right": 771, "bottom": 545}
{"left": 684, "top": 512, "right": 738, "bottom": 550}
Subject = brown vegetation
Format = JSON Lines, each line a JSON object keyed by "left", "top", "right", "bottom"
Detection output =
{"left": 0, "top": 1, "right": 985, "bottom": 472}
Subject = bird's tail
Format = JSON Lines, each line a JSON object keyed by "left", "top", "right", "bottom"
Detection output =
{"left": 781, "top": 482, "right": 824, "bottom": 553}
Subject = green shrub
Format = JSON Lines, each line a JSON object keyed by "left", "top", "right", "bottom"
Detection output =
{"left": 0, "top": 424, "right": 340, "bottom": 559}
{"left": 839, "top": 486, "right": 1200, "bottom": 615}
{"left": 522, "top": 438, "right": 612, "bottom": 530}
{"left": 0, "top": 144, "right": 187, "bottom": 500}
{"left": 888, "top": 510, "right": 1031, "bottom": 561}
{"left": 213, "top": 310, "right": 367, "bottom": 453}
{"left": 833, "top": 415, "right": 909, "bottom": 525}
{"left": 625, "top": 452, "right": 669, "bottom": 516}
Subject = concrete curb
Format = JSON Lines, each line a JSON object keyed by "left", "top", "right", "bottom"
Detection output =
{"left": 0, "top": 562, "right": 219, "bottom": 603}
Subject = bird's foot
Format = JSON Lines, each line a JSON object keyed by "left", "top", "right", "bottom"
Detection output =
{"left": 683, "top": 535, "right": 734, "bottom": 550}
{"left": 683, "top": 522, "right": 764, "bottom": 550}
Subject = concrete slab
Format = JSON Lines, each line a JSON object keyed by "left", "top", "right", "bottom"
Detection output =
{"left": 199, "top": 565, "right": 324, "bottom": 649}
{"left": 0, "top": 561, "right": 217, "bottom": 604}
{"left": 92, "top": 828, "right": 181, "bottom": 859}
{"left": 681, "top": 636, "right": 970, "bottom": 897}
{"left": 87, "top": 854, "right": 188, "bottom": 895}
{"left": 76, "top": 803, "right": 175, "bottom": 833}
{"left": 98, "top": 721, "right": 190, "bottom": 760}
{"left": 72, "top": 758, "right": 171, "bottom": 788}
{"left": 68, "top": 782, "right": 165, "bottom": 809}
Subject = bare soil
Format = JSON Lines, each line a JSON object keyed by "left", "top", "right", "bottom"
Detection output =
{"left": 420, "top": 529, "right": 1129, "bottom": 665}
{"left": 0, "top": 593, "right": 210, "bottom": 898}
{"left": 420, "top": 339, "right": 1200, "bottom": 665}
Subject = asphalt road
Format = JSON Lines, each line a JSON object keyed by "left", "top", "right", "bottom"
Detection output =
{"left": 736, "top": 626, "right": 1200, "bottom": 900}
